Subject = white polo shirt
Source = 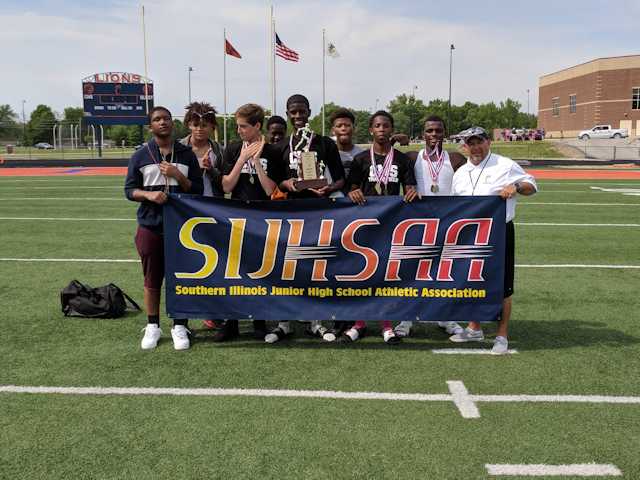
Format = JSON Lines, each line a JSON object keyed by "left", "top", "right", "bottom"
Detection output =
{"left": 451, "top": 152, "right": 537, "bottom": 222}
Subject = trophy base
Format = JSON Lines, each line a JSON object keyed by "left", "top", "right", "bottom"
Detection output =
{"left": 294, "top": 178, "right": 329, "bottom": 190}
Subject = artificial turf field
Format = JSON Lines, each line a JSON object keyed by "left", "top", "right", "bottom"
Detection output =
{"left": 0, "top": 171, "right": 639, "bottom": 479}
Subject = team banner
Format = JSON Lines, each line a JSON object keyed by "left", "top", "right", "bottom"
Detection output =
{"left": 164, "top": 195, "right": 506, "bottom": 322}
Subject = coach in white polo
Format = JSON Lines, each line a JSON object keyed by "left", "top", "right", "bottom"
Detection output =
{"left": 449, "top": 126, "right": 537, "bottom": 354}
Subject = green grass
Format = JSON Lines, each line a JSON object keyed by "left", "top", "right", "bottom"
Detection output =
{"left": 0, "top": 176, "right": 639, "bottom": 478}
{"left": 399, "top": 140, "right": 567, "bottom": 159}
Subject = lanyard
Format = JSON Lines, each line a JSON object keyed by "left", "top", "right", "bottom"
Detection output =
{"left": 468, "top": 152, "right": 491, "bottom": 195}
{"left": 146, "top": 141, "right": 175, "bottom": 193}
{"left": 370, "top": 145, "right": 394, "bottom": 185}
{"left": 423, "top": 146, "right": 445, "bottom": 185}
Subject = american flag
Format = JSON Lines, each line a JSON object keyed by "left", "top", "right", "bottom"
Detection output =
{"left": 275, "top": 33, "right": 299, "bottom": 62}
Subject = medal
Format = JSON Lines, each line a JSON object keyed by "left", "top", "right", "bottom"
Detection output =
{"left": 423, "top": 146, "right": 445, "bottom": 195}
{"left": 249, "top": 175, "right": 255, "bottom": 184}
{"left": 370, "top": 145, "right": 394, "bottom": 195}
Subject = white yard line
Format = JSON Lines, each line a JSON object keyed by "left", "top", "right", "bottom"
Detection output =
{"left": 0, "top": 186, "right": 120, "bottom": 190}
{"left": 1, "top": 258, "right": 637, "bottom": 269}
{"left": 0, "top": 258, "right": 137, "bottom": 263}
{"left": 485, "top": 463, "right": 622, "bottom": 476}
{"left": 473, "top": 394, "right": 640, "bottom": 404}
{"left": 0, "top": 385, "right": 451, "bottom": 403}
{"left": 521, "top": 202, "right": 639, "bottom": 206}
{"left": 433, "top": 349, "right": 518, "bottom": 355}
{"left": 538, "top": 182, "right": 640, "bottom": 186}
{"left": 2, "top": 218, "right": 636, "bottom": 227}
{"left": 517, "top": 264, "right": 640, "bottom": 269}
{"left": 0, "top": 197, "right": 122, "bottom": 201}
{"left": 516, "top": 222, "right": 639, "bottom": 227}
{"left": 0, "top": 217, "right": 133, "bottom": 221}
{"left": 2, "top": 382, "right": 638, "bottom": 421}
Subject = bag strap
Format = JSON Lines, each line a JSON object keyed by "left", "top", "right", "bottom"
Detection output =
{"left": 121, "top": 291, "right": 142, "bottom": 311}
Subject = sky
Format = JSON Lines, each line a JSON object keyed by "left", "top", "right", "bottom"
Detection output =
{"left": 2, "top": 0, "right": 639, "bottom": 120}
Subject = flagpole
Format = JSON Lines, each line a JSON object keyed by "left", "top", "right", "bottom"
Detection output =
{"left": 269, "top": 5, "right": 275, "bottom": 116}
{"left": 223, "top": 28, "right": 228, "bottom": 149}
{"left": 322, "top": 28, "right": 326, "bottom": 137}
{"left": 272, "top": 12, "right": 277, "bottom": 116}
{"left": 141, "top": 5, "right": 150, "bottom": 116}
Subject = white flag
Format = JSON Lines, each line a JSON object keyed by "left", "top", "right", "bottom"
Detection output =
{"left": 326, "top": 41, "right": 340, "bottom": 58}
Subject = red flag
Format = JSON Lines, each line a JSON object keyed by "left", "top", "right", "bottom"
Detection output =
{"left": 225, "top": 39, "right": 242, "bottom": 59}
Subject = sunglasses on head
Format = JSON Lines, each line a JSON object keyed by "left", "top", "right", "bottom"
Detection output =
{"left": 192, "top": 111, "right": 216, "bottom": 119}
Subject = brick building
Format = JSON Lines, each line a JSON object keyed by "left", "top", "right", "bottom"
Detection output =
{"left": 538, "top": 55, "right": 640, "bottom": 138}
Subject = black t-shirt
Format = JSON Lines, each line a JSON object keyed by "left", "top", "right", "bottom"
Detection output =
{"left": 222, "top": 141, "right": 287, "bottom": 201}
{"left": 347, "top": 148, "right": 416, "bottom": 196}
{"left": 280, "top": 134, "right": 345, "bottom": 199}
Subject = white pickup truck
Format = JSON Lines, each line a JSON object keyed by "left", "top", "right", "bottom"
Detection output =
{"left": 578, "top": 125, "right": 628, "bottom": 140}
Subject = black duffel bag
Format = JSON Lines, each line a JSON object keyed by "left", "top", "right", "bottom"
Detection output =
{"left": 61, "top": 280, "right": 141, "bottom": 318}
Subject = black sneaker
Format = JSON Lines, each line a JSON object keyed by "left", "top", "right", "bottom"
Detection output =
{"left": 337, "top": 326, "right": 366, "bottom": 343}
{"left": 265, "top": 322, "right": 293, "bottom": 343}
{"left": 213, "top": 320, "right": 239, "bottom": 342}
{"left": 252, "top": 320, "right": 267, "bottom": 340}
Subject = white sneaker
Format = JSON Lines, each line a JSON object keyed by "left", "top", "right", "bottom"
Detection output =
{"left": 383, "top": 329, "right": 402, "bottom": 344}
{"left": 322, "top": 331, "right": 337, "bottom": 342}
{"left": 449, "top": 327, "right": 484, "bottom": 343}
{"left": 140, "top": 324, "right": 162, "bottom": 350}
{"left": 265, "top": 321, "right": 293, "bottom": 344}
{"left": 491, "top": 336, "right": 509, "bottom": 355}
{"left": 394, "top": 321, "right": 412, "bottom": 338}
{"left": 438, "top": 321, "right": 464, "bottom": 335}
{"left": 171, "top": 325, "right": 191, "bottom": 350}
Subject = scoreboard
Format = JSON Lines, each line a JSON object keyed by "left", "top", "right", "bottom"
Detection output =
{"left": 82, "top": 72, "right": 154, "bottom": 126}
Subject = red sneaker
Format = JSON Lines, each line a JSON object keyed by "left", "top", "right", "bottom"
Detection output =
{"left": 202, "top": 320, "right": 218, "bottom": 330}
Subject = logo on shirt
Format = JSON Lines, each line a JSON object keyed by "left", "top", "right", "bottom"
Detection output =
{"left": 241, "top": 157, "right": 269, "bottom": 175}
{"left": 368, "top": 164, "right": 399, "bottom": 183}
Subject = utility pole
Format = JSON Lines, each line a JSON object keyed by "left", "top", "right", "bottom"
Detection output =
{"left": 188, "top": 66, "right": 193, "bottom": 103}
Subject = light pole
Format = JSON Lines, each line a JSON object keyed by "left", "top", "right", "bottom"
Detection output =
{"left": 188, "top": 66, "right": 194, "bottom": 103}
{"left": 375, "top": 98, "right": 380, "bottom": 112}
{"left": 448, "top": 44, "right": 455, "bottom": 136}
{"left": 21, "top": 100, "right": 26, "bottom": 146}
{"left": 410, "top": 85, "right": 418, "bottom": 139}
{"left": 526, "top": 88, "right": 530, "bottom": 116}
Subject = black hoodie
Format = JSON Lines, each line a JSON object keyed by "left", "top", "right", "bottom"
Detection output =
{"left": 124, "top": 138, "right": 204, "bottom": 232}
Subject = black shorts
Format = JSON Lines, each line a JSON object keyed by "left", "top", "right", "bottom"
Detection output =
{"left": 135, "top": 226, "right": 164, "bottom": 289}
{"left": 504, "top": 221, "right": 515, "bottom": 298}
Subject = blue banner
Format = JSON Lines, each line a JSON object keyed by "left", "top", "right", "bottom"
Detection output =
{"left": 164, "top": 195, "right": 505, "bottom": 322}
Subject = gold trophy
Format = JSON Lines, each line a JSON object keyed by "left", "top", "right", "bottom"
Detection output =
{"left": 292, "top": 124, "right": 328, "bottom": 190}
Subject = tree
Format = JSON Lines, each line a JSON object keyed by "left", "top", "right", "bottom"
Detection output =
{"left": 62, "top": 107, "right": 88, "bottom": 146}
{"left": 173, "top": 119, "right": 189, "bottom": 140}
{"left": 352, "top": 109, "right": 372, "bottom": 144}
{"left": 0, "top": 104, "right": 19, "bottom": 140}
{"left": 107, "top": 125, "right": 130, "bottom": 146}
{"left": 27, "top": 104, "right": 56, "bottom": 144}
{"left": 388, "top": 94, "right": 428, "bottom": 138}
{"left": 63, "top": 107, "right": 83, "bottom": 124}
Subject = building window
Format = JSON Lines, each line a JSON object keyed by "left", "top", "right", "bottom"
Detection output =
{"left": 633, "top": 87, "right": 640, "bottom": 110}
{"left": 552, "top": 97, "right": 560, "bottom": 116}
{"left": 569, "top": 94, "right": 577, "bottom": 113}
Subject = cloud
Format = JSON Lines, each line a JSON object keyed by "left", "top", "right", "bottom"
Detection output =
{"left": 2, "top": 0, "right": 637, "bottom": 120}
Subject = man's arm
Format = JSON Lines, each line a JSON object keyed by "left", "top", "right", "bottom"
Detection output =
{"left": 448, "top": 151, "right": 467, "bottom": 172}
